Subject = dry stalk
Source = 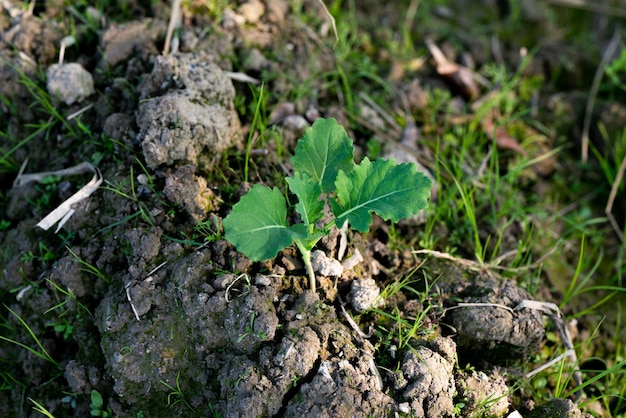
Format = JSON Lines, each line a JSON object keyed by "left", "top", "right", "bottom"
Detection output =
{"left": 605, "top": 154, "right": 626, "bottom": 242}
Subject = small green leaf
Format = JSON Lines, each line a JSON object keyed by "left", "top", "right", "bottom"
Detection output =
{"left": 290, "top": 118, "right": 355, "bottom": 193}
{"left": 331, "top": 157, "right": 432, "bottom": 232}
{"left": 90, "top": 390, "right": 103, "bottom": 409}
{"left": 223, "top": 185, "right": 306, "bottom": 261}
{"left": 286, "top": 172, "right": 324, "bottom": 226}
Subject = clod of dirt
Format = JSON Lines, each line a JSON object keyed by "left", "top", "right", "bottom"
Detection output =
{"left": 136, "top": 52, "right": 241, "bottom": 169}
{"left": 163, "top": 165, "right": 220, "bottom": 221}
{"left": 49, "top": 254, "right": 91, "bottom": 298}
{"left": 265, "top": 0, "right": 289, "bottom": 23}
{"left": 0, "top": 55, "right": 32, "bottom": 101}
{"left": 2, "top": 14, "right": 62, "bottom": 63}
{"left": 455, "top": 369, "right": 510, "bottom": 417}
{"left": 399, "top": 337, "right": 457, "bottom": 418}
{"left": 95, "top": 249, "right": 209, "bottom": 406}
{"left": 348, "top": 278, "right": 382, "bottom": 312}
{"left": 311, "top": 249, "right": 343, "bottom": 277}
{"left": 217, "top": 355, "right": 283, "bottom": 417}
{"left": 284, "top": 355, "right": 396, "bottom": 417}
{"left": 277, "top": 290, "right": 395, "bottom": 416}
{"left": 124, "top": 226, "right": 163, "bottom": 275}
{"left": 0, "top": 225, "right": 40, "bottom": 288}
{"left": 528, "top": 398, "right": 592, "bottom": 418}
{"left": 439, "top": 273, "right": 545, "bottom": 362}
{"left": 241, "top": 48, "right": 273, "bottom": 72}
{"left": 46, "top": 63, "right": 94, "bottom": 105}
{"left": 100, "top": 19, "right": 166, "bottom": 69}
{"left": 218, "top": 326, "right": 320, "bottom": 417}
{"left": 64, "top": 360, "right": 101, "bottom": 396}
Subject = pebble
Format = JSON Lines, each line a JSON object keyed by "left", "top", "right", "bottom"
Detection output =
{"left": 349, "top": 278, "right": 382, "bottom": 312}
{"left": 46, "top": 63, "right": 94, "bottom": 105}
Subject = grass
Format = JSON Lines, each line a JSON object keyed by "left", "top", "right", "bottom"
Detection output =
{"left": 0, "top": 306, "right": 60, "bottom": 369}
{"left": 29, "top": 398, "right": 56, "bottom": 418}
{"left": 65, "top": 246, "right": 109, "bottom": 285}
{"left": 362, "top": 266, "right": 439, "bottom": 359}
{"left": 99, "top": 162, "right": 158, "bottom": 230}
{"left": 160, "top": 371, "right": 194, "bottom": 412}
{"left": 44, "top": 277, "right": 92, "bottom": 319}
{"left": 318, "top": 8, "right": 625, "bottom": 411}
{"left": 0, "top": 1, "right": 625, "bottom": 416}
{"left": 244, "top": 83, "right": 266, "bottom": 183}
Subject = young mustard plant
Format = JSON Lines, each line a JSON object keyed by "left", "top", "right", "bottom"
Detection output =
{"left": 223, "top": 118, "right": 432, "bottom": 291}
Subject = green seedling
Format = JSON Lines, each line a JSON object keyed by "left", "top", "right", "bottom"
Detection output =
{"left": 29, "top": 398, "right": 56, "bottom": 418}
{"left": 223, "top": 118, "right": 432, "bottom": 291}
{"left": 236, "top": 313, "right": 268, "bottom": 343}
{"left": 160, "top": 372, "right": 193, "bottom": 411}
{"left": 90, "top": 389, "right": 111, "bottom": 417}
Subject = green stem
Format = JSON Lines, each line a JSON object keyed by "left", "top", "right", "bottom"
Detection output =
{"left": 296, "top": 242, "right": 316, "bottom": 292}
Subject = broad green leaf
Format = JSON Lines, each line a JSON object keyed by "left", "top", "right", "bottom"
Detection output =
{"left": 290, "top": 118, "right": 355, "bottom": 193}
{"left": 330, "top": 157, "right": 432, "bottom": 232}
{"left": 285, "top": 172, "right": 324, "bottom": 226}
{"left": 223, "top": 185, "right": 306, "bottom": 261}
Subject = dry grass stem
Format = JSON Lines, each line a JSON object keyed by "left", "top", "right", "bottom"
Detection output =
{"left": 163, "top": 0, "right": 182, "bottom": 56}
{"left": 605, "top": 154, "right": 626, "bottom": 242}
{"left": 581, "top": 28, "right": 621, "bottom": 163}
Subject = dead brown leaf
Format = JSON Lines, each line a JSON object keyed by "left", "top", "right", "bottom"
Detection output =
{"left": 480, "top": 113, "right": 527, "bottom": 155}
{"left": 425, "top": 38, "right": 480, "bottom": 100}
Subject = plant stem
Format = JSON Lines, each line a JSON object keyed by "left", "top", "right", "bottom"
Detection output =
{"left": 297, "top": 242, "right": 316, "bottom": 292}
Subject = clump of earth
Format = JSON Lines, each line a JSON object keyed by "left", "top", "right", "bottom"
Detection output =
{"left": 0, "top": 1, "right": 610, "bottom": 417}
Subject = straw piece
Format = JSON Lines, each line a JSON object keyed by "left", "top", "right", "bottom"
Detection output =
{"left": 13, "top": 162, "right": 102, "bottom": 232}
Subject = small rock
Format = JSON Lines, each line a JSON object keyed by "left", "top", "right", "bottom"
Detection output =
{"left": 348, "top": 278, "right": 382, "bottom": 312}
{"left": 243, "top": 48, "right": 270, "bottom": 72}
{"left": 221, "top": 9, "right": 245, "bottom": 29}
{"left": 282, "top": 114, "right": 310, "bottom": 131}
{"left": 359, "top": 104, "right": 386, "bottom": 130}
{"left": 310, "top": 250, "right": 343, "bottom": 277}
{"left": 238, "top": 0, "right": 265, "bottom": 24}
{"left": 46, "top": 63, "right": 94, "bottom": 105}
{"left": 269, "top": 102, "right": 295, "bottom": 125}
{"left": 397, "top": 402, "right": 410, "bottom": 414}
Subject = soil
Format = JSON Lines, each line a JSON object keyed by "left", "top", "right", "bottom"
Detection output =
{"left": 0, "top": 1, "right": 622, "bottom": 418}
